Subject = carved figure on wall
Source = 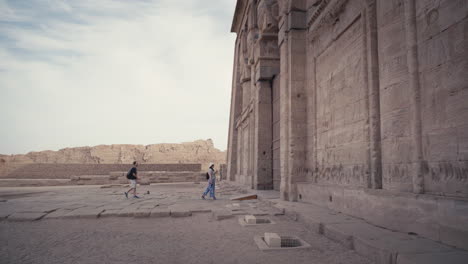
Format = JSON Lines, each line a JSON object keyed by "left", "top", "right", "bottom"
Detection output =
{"left": 258, "top": 0, "right": 279, "bottom": 33}
{"left": 239, "top": 29, "right": 251, "bottom": 81}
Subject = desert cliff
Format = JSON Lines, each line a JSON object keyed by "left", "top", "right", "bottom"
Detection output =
{"left": 0, "top": 139, "right": 225, "bottom": 177}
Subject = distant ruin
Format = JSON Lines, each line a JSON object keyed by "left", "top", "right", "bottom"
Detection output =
{"left": 0, "top": 139, "right": 226, "bottom": 186}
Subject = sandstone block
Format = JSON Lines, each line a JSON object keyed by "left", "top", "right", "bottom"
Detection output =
{"left": 244, "top": 215, "right": 256, "bottom": 224}
{"left": 170, "top": 210, "right": 192, "bottom": 217}
{"left": 150, "top": 209, "right": 170, "bottom": 217}
{"left": 134, "top": 209, "right": 151, "bottom": 218}
{"left": 264, "top": 233, "right": 281, "bottom": 247}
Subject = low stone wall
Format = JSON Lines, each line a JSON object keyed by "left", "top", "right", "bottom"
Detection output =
{"left": 2, "top": 163, "right": 202, "bottom": 179}
{"left": 110, "top": 171, "right": 207, "bottom": 184}
{"left": 0, "top": 179, "right": 72, "bottom": 187}
{"left": 0, "top": 171, "right": 207, "bottom": 187}
{"left": 296, "top": 182, "right": 468, "bottom": 251}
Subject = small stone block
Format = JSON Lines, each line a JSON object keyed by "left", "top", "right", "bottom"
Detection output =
{"left": 134, "top": 209, "right": 151, "bottom": 218}
{"left": 171, "top": 210, "right": 192, "bottom": 217}
{"left": 245, "top": 215, "right": 257, "bottom": 224}
{"left": 264, "top": 233, "right": 281, "bottom": 248}
{"left": 150, "top": 209, "right": 170, "bottom": 217}
{"left": 117, "top": 208, "right": 137, "bottom": 217}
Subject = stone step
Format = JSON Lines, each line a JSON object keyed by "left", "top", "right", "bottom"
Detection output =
{"left": 264, "top": 199, "right": 468, "bottom": 264}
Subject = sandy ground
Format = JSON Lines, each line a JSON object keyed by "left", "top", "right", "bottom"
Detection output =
{"left": 0, "top": 183, "right": 374, "bottom": 264}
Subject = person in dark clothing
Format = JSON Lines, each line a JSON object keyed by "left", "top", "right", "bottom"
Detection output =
{"left": 124, "top": 161, "right": 140, "bottom": 198}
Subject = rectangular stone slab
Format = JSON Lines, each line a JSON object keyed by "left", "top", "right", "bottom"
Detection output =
{"left": 264, "top": 232, "right": 281, "bottom": 247}
{"left": 397, "top": 251, "right": 468, "bottom": 264}
{"left": 150, "top": 209, "right": 170, "bottom": 217}
{"left": 7, "top": 212, "right": 47, "bottom": 221}
{"left": 170, "top": 210, "right": 192, "bottom": 217}
{"left": 245, "top": 215, "right": 256, "bottom": 224}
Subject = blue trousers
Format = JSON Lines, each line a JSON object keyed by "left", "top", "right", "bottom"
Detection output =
{"left": 203, "top": 183, "right": 216, "bottom": 198}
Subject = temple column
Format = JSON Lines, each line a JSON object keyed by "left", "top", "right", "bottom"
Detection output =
{"left": 279, "top": 0, "right": 307, "bottom": 201}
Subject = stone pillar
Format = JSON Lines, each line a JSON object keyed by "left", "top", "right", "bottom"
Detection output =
{"left": 227, "top": 39, "right": 243, "bottom": 182}
{"left": 403, "top": 0, "right": 425, "bottom": 194}
{"left": 278, "top": 0, "right": 307, "bottom": 201}
{"left": 365, "top": 0, "right": 383, "bottom": 189}
{"left": 253, "top": 32, "right": 280, "bottom": 190}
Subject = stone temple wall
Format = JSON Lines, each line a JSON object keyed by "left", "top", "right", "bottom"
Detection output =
{"left": 227, "top": 0, "right": 468, "bottom": 197}
{"left": 227, "top": 0, "right": 468, "bottom": 250}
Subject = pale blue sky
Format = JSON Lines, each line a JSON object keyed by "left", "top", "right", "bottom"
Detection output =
{"left": 0, "top": 0, "right": 237, "bottom": 154}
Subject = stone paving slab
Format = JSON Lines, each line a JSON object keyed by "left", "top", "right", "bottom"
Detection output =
{"left": 212, "top": 209, "right": 234, "bottom": 220}
{"left": 170, "top": 210, "right": 192, "bottom": 217}
{"left": 117, "top": 207, "right": 139, "bottom": 217}
{"left": 134, "top": 208, "right": 151, "bottom": 218}
{"left": 99, "top": 209, "right": 121, "bottom": 218}
{"left": 62, "top": 207, "right": 104, "bottom": 219}
{"left": 0, "top": 208, "right": 15, "bottom": 220}
{"left": 43, "top": 209, "right": 74, "bottom": 219}
{"left": 7, "top": 212, "right": 47, "bottom": 221}
{"left": 150, "top": 209, "right": 170, "bottom": 217}
{"left": 396, "top": 251, "right": 468, "bottom": 264}
{"left": 324, "top": 222, "right": 458, "bottom": 264}
{"left": 258, "top": 195, "right": 468, "bottom": 264}
{"left": 0, "top": 183, "right": 256, "bottom": 221}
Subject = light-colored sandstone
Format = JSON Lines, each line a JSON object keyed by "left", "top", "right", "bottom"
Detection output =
{"left": 264, "top": 232, "right": 281, "bottom": 247}
{"left": 244, "top": 215, "right": 256, "bottom": 224}
{"left": 227, "top": 0, "right": 468, "bottom": 251}
{"left": 0, "top": 139, "right": 226, "bottom": 177}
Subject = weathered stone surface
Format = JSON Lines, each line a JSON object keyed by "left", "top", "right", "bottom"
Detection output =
{"left": 264, "top": 232, "right": 281, "bottom": 247}
{"left": 43, "top": 209, "right": 75, "bottom": 219}
{"left": 133, "top": 208, "right": 151, "bottom": 218}
{"left": 170, "top": 210, "right": 192, "bottom": 217}
{"left": 244, "top": 215, "right": 256, "bottom": 224}
{"left": 212, "top": 209, "right": 233, "bottom": 221}
{"left": 227, "top": 0, "right": 468, "bottom": 252}
{"left": 98, "top": 209, "right": 121, "bottom": 218}
{"left": 62, "top": 207, "right": 104, "bottom": 219}
{"left": 397, "top": 251, "right": 468, "bottom": 264}
{"left": 149, "top": 209, "right": 170, "bottom": 217}
{"left": 7, "top": 212, "right": 47, "bottom": 221}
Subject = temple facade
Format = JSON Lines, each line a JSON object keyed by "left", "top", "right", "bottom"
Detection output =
{"left": 226, "top": 0, "right": 468, "bottom": 250}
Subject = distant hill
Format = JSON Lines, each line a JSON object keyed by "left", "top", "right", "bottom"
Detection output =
{"left": 0, "top": 139, "right": 226, "bottom": 177}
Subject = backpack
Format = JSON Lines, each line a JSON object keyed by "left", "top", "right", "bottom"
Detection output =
{"left": 127, "top": 169, "right": 133, "bottom": 179}
{"left": 206, "top": 172, "right": 210, "bottom": 180}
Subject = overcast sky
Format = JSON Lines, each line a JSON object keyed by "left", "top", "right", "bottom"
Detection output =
{"left": 0, "top": 0, "right": 237, "bottom": 154}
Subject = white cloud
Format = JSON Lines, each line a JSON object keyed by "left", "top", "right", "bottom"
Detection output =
{"left": 0, "top": 0, "right": 236, "bottom": 154}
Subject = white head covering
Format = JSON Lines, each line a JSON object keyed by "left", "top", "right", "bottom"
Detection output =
{"left": 209, "top": 162, "right": 214, "bottom": 168}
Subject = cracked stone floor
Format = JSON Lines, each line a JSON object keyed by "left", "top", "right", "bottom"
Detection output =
{"left": 0, "top": 182, "right": 374, "bottom": 264}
